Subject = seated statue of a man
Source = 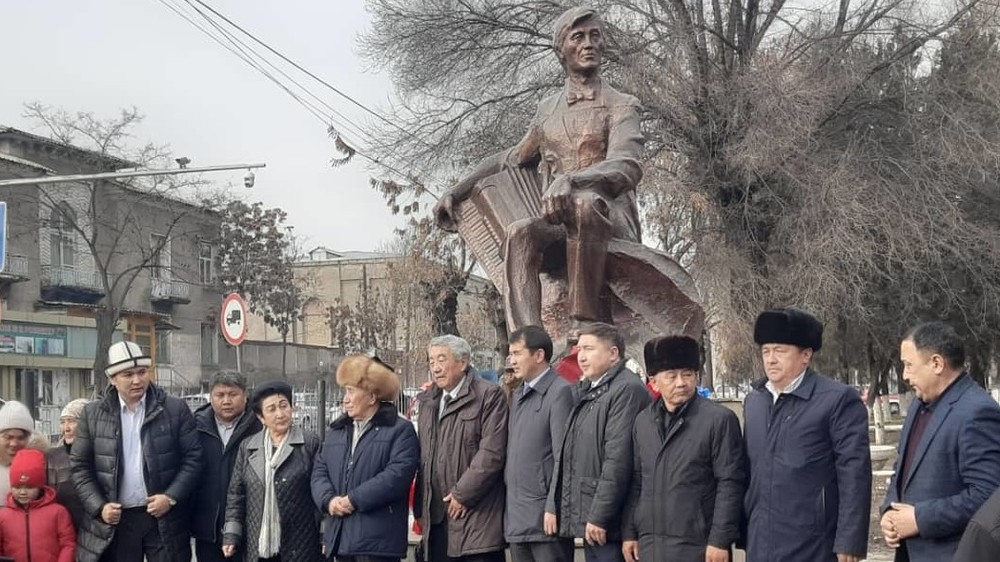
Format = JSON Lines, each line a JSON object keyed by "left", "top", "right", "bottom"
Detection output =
{"left": 435, "top": 7, "right": 643, "bottom": 330}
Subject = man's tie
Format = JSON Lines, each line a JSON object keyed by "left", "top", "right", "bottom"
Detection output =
{"left": 439, "top": 394, "right": 452, "bottom": 420}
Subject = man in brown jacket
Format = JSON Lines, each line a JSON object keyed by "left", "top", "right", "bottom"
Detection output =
{"left": 415, "top": 334, "right": 509, "bottom": 562}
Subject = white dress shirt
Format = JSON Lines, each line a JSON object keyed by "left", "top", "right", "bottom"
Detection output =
{"left": 766, "top": 369, "right": 808, "bottom": 403}
{"left": 118, "top": 393, "right": 149, "bottom": 508}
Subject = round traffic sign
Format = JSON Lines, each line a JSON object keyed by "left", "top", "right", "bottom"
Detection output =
{"left": 220, "top": 293, "right": 248, "bottom": 346}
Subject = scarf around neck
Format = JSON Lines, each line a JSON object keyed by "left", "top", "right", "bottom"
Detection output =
{"left": 259, "top": 428, "right": 289, "bottom": 557}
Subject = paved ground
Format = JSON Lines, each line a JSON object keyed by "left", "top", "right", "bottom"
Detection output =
{"left": 399, "top": 543, "right": 749, "bottom": 561}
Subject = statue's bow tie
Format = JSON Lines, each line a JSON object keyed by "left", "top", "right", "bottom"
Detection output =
{"left": 566, "top": 90, "right": 596, "bottom": 104}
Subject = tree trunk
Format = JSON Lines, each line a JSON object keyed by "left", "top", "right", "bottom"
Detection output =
{"left": 432, "top": 285, "right": 461, "bottom": 336}
{"left": 702, "top": 329, "right": 715, "bottom": 390}
{"left": 93, "top": 305, "right": 120, "bottom": 397}
{"left": 872, "top": 393, "right": 886, "bottom": 445}
{"left": 281, "top": 330, "right": 288, "bottom": 378}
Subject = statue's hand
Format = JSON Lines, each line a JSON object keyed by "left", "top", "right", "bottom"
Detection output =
{"left": 434, "top": 193, "right": 459, "bottom": 232}
{"left": 542, "top": 175, "right": 573, "bottom": 225}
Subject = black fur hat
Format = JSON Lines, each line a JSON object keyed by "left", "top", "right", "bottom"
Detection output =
{"left": 644, "top": 335, "right": 701, "bottom": 375}
{"left": 753, "top": 308, "right": 823, "bottom": 351}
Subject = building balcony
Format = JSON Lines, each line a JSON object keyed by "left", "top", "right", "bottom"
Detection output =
{"left": 0, "top": 254, "right": 29, "bottom": 282}
{"left": 40, "top": 264, "right": 105, "bottom": 304}
{"left": 150, "top": 277, "right": 191, "bottom": 305}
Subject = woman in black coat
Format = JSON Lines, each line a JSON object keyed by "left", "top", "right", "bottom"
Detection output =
{"left": 223, "top": 381, "right": 322, "bottom": 562}
{"left": 311, "top": 355, "right": 419, "bottom": 562}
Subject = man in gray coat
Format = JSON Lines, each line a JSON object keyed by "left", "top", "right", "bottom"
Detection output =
{"left": 622, "top": 336, "right": 745, "bottom": 562}
{"left": 505, "top": 326, "right": 576, "bottom": 562}
{"left": 548, "top": 322, "right": 651, "bottom": 562}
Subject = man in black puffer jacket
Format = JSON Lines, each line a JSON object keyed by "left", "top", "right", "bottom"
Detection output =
{"left": 70, "top": 341, "right": 202, "bottom": 562}
{"left": 192, "top": 371, "right": 261, "bottom": 562}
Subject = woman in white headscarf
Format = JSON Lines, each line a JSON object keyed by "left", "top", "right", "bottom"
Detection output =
{"left": 45, "top": 398, "right": 89, "bottom": 528}
{"left": 222, "top": 381, "right": 322, "bottom": 562}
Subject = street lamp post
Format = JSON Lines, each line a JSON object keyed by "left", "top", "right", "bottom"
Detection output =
{"left": 0, "top": 162, "right": 266, "bottom": 187}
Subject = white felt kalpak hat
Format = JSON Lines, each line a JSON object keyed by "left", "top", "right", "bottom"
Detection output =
{"left": 105, "top": 341, "right": 152, "bottom": 377}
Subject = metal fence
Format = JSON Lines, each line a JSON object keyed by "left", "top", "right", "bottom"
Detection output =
{"left": 291, "top": 381, "right": 414, "bottom": 439}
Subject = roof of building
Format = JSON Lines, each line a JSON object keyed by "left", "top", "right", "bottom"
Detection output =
{"left": 0, "top": 152, "right": 56, "bottom": 174}
{"left": 0, "top": 126, "right": 219, "bottom": 215}
{"left": 302, "top": 247, "right": 400, "bottom": 263}
{"left": 0, "top": 125, "right": 138, "bottom": 170}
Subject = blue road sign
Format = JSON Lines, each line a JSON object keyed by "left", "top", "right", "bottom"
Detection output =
{"left": 0, "top": 202, "right": 5, "bottom": 273}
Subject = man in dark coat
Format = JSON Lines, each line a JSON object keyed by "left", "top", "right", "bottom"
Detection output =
{"left": 505, "top": 326, "right": 575, "bottom": 562}
{"left": 70, "top": 340, "right": 203, "bottom": 562}
{"left": 622, "top": 336, "right": 744, "bottom": 562}
{"left": 311, "top": 354, "right": 420, "bottom": 561}
{"left": 879, "top": 321, "right": 1000, "bottom": 562}
{"left": 415, "top": 335, "right": 508, "bottom": 561}
{"left": 743, "top": 309, "right": 871, "bottom": 562}
{"left": 953, "top": 485, "right": 1000, "bottom": 561}
{"left": 192, "top": 370, "right": 261, "bottom": 562}
{"left": 548, "top": 322, "right": 651, "bottom": 562}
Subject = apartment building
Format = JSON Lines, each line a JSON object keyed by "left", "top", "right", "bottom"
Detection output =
{"left": 0, "top": 126, "right": 229, "bottom": 418}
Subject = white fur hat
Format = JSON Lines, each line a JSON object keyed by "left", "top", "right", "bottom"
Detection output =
{"left": 0, "top": 401, "right": 34, "bottom": 435}
{"left": 105, "top": 341, "right": 152, "bottom": 377}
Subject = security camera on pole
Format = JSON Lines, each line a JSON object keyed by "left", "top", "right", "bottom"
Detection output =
{"left": 220, "top": 293, "right": 248, "bottom": 372}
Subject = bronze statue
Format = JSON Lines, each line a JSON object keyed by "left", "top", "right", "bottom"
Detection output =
{"left": 436, "top": 7, "right": 703, "bottom": 349}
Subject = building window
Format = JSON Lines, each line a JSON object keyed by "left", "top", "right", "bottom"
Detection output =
{"left": 156, "top": 330, "right": 172, "bottom": 364}
{"left": 41, "top": 370, "right": 53, "bottom": 405}
{"left": 150, "top": 234, "right": 170, "bottom": 279}
{"left": 201, "top": 323, "right": 218, "bottom": 365}
{"left": 49, "top": 204, "right": 76, "bottom": 268}
{"left": 199, "top": 242, "right": 215, "bottom": 284}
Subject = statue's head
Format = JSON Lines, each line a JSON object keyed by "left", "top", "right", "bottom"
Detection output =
{"left": 552, "top": 7, "right": 605, "bottom": 74}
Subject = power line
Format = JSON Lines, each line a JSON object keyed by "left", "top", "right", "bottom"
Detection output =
{"left": 156, "top": 0, "right": 328, "bottom": 125}
{"left": 181, "top": 0, "right": 378, "bottom": 146}
{"left": 156, "top": 0, "right": 424, "bottom": 181}
{"left": 188, "top": 0, "right": 427, "bottom": 148}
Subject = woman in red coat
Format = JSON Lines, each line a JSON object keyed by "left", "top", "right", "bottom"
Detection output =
{"left": 0, "top": 449, "right": 76, "bottom": 562}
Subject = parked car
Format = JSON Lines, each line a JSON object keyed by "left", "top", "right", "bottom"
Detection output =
{"left": 181, "top": 393, "right": 209, "bottom": 412}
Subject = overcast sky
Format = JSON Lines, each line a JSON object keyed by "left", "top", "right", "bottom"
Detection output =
{"left": 1, "top": 0, "right": 406, "bottom": 252}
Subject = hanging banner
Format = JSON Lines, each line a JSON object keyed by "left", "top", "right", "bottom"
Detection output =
{"left": 0, "top": 322, "right": 68, "bottom": 356}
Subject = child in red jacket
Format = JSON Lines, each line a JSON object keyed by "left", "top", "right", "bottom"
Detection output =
{"left": 0, "top": 449, "right": 75, "bottom": 562}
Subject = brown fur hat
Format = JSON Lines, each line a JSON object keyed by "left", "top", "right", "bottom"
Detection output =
{"left": 336, "top": 355, "right": 400, "bottom": 401}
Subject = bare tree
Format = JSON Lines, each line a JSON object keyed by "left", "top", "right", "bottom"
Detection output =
{"left": 17, "top": 103, "right": 218, "bottom": 380}
{"left": 362, "top": 0, "right": 1000, "bottom": 388}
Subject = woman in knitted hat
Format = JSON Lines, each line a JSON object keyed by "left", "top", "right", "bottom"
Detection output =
{"left": 0, "top": 449, "right": 76, "bottom": 562}
{"left": 311, "top": 354, "right": 419, "bottom": 562}
{"left": 0, "top": 400, "right": 40, "bottom": 500}
{"left": 45, "top": 398, "right": 89, "bottom": 528}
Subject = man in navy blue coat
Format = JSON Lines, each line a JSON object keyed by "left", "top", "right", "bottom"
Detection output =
{"left": 311, "top": 354, "right": 420, "bottom": 562}
{"left": 742, "top": 308, "right": 871, "bottom": 562}
{"left": 880, "top": 322, "right": 1000, "bottom": 562}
